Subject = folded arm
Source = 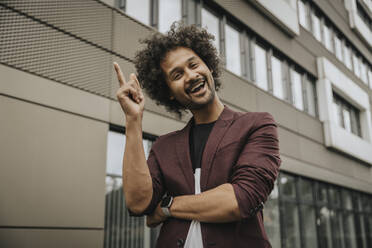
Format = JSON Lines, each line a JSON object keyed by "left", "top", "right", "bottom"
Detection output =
{"left": 147, "top": 113, "right": 281, "bottom": 226}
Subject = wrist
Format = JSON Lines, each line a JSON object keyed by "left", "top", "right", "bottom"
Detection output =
{"left": 161, "top": 195, "right": 174, "bottom": 217}
{"left": 126, "top": 115, "right": 142, "bottom": 125}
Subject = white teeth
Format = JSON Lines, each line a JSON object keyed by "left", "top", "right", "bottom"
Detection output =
{"left": 190, "top": 81, "right": 205, "bottom": 93}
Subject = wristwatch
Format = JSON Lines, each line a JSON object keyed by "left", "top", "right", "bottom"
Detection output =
{"left": 161, "top": 195, "right": 173, "bottom": 217}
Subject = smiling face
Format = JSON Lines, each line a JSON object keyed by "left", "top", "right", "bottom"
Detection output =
{"left": 161, "top": 47, "right": 216, "bottom": 111}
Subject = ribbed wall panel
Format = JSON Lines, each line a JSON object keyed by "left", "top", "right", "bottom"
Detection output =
{"left": 1, "top": 0, "right": 113, "bottom": 49}
{"left": 0, "top": 0, "right": 150, "bottom": 99}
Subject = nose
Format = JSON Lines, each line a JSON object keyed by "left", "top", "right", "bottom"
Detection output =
{"left": 184, "top": 67, "right": 200, "bottom": 83}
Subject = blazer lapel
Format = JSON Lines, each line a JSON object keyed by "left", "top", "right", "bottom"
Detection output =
{"left": 200, "top": 106, "right": 235, "bottom": 191}
{"left": 175, "top": 119, "right": 195, "bottom": 194}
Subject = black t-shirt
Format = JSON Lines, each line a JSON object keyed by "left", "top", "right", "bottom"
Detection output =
{"left": 189, "top": 121, "right": 216, "bottom": 173}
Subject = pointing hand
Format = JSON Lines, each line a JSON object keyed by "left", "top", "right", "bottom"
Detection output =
{"left": 114, "top": 62, "right": 145, "bottom": 121}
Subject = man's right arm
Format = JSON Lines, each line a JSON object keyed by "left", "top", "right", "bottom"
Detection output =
{"left": 114, "top": 62, "right": 153, "bottom": 215}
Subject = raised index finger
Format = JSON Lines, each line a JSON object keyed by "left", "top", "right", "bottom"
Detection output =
{"left": 113, "top": 62, "right": 126, "bottom": 86}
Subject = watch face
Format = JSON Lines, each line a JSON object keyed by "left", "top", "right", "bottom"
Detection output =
{"left": 161, "top": 196, "right": 172, "bottom": 208}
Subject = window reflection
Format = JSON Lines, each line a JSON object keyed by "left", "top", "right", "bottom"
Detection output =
{"left": 301, "top": 205, "right": 318, "bottom": 248}
{"left": 271, "top": 56, "right": 285, "bottom": 100}
{"left": 352, "top": 53, "right": 361, "bottom": 77}
{"left": 311, "top": 12, "right": 321, "bottom": 41}
{"left": 225, "top": 24, "right": 241, "bottom": 75}
{"left": 126, "top": 0, "right": 150, "bottom": 25}
{"left": 104, "top": 130, "right": 154, "bottom": 248}
{"left": 283, "top": 202, "right": 301, "bottom": 248}
{"left": 343, "top": 45, "right": 352, "bottom": 70}
{"left": 323, "top": 24, "right": 333, "bottom": 52}
{"left": 334, "top": 35, "right": 343, "bottom": 61}
{"left": 298, "top": 0, "right": 309, "bottom": 29}
{"left": 201, "top": 8, "right": 220, "bottom": 52}
{"left": 344, "top": 212, "right": 358, "bottom": 248}
{"left": 290, "top": 69, "right": 304, "bottom": 111}
{"left": 317, "top": 206, "right": 333, "bottom": 248}
{"left": 299, "top": 178, "right": 313, "bottom": 202}
{"left": 360, "top": 62, "right": 368, "bottom": 84}
{"left": 254, "top": 44, "right": 268, "bottom": 90}
{"left": 158, "top": 0, "right": 182, "bottom": 33}
{"left": 305, "top": 79, "right": 316, "bottom": 116}
{"left": 342, "top": 108, "right": 352, "bottom": 132}
{"left": 264, "top": 181, "right": 281, "bottom": 248}
{"left": 331, "top": 211, "right": 346, "bottom": 248}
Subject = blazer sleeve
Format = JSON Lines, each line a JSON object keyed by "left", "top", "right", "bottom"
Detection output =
{"left": 128, "top": 148, "right": 165, "bottom": 216}
{"left": 231, "top": 112, "right": 281, "bottom": 220}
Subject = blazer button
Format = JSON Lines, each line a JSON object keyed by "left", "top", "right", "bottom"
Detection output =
{"left": 177, "top": 238, "right": 184, "bottom": 247}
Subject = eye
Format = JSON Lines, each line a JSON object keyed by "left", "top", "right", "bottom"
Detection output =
{"left": 190, "top": 63, "right": 198, "bottom": 69}
{"left": 173, "top": 72, "right": 182, "bottom": 80}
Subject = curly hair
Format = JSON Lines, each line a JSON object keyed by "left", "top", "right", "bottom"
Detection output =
{"left": 134, "top": 22, "right": 222, "bottom": 117}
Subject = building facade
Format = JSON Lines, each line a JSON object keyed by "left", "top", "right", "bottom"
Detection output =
{"left": 0, "top": 0, "right": 371, "bottom": 247}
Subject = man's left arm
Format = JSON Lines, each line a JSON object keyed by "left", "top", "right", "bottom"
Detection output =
{"left": 147, "top": 113, "right": 281, "bottom": 226}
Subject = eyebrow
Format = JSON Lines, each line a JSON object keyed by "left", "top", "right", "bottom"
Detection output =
{"left": 168, "top": 56, "right": 197, "bottom": 78}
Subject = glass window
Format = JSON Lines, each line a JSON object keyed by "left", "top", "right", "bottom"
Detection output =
{"left": 333, "top": 99, "right": 343, "bottom": 127}
{"left": 225, "top": 24, "right": 241, "bottom": 76}
{"left": 158, "top": 0, "right": 182, "bottom": 33}
{"left": 271, "top": 55, "right": 285, "bottom": 100}
{"left": 366, "top": 216, "right": 372, "bottom": 247}
{"left": 344, "top": 212, "right": 358, "bottom": 248}
{"left": 126, "top": 0, "right": 151, "bottom": 25}
{"left": 280, "top": 174, "right": 296, "bottom": 199}
{"left": 356, "top": 214, "right": 368, "bottom": 248}
{"left": 316, "top": 183, "right": 328, "bottom": 204}
{"left": 298, "top": 0, "right": 310, "bottom": 30}
{"left": 254, "top": 44, "right": 268, "bottom": 91}
{"left": 282, "top": 202, "right": 301, "bottom": 248}
{"left": 360, "top": 61, "right": 368, "bottom": 84}
{"left": 343, "top": 107, "right": 352, "bottom": 132}
{"left": 342, "top": 190, "right": 353, "bottom": 210}
{"left": 290, "top": 69, "right": 304, "bottom": 111}
{"left": 353, "top": 53, "right": 361, "bottom": 78}
{"left": 350, "top": 108, "right": 361, "bottom": 136}
{"left": 305, "top": 79, "right": 316, "bottom": 116}
{"left": 329, "top": 187, "right": 341, "bottom": 208}
{"left": 368, "top": 69, "right": 372, "bottom": 87}
{"left": 317, "top": 206, "right": 333, "bottom": 248}
{"left": 201, "top": 8, "right": 220, "bottom": 52}
{"left": 331, "top": 211, "right": 346, "bottom": 248}
{"left": 264, "top": 181, "right": 281, "bottom": 248}
{"left": 323, "top": 23, "right": 333, "bottom": 52}
{"left": 301, "top": 205, "right": 318, "bottom": 248}
{"left": 311, "top": 11, "right": 322, "bottom": 41}
{"left": 334, "top": 93, "right": 361, "bottom": 137}
{"left": 343, "top": 44, "right": 352, "bottom": 70}
{"left": 334, "top": 35, "right": 343, "bottom": 61}
{"left": 299, "top": 178, "right": 313, "bottom": 202}
{"left": 104, "top": 130, "right": 154, "bottom": 248}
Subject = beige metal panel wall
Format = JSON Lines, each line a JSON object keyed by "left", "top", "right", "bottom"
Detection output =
{"left": 112, "top": 10, "right": 154, "bottom": 59}
{"left": 0, "top": 228, "right": 103, "bottom": 248}
{"left": 0, "top": 96, "right": 107, "bottom": 228}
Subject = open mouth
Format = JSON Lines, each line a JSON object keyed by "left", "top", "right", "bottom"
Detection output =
{"left": 188, "top": 79, "right": 206, "bottom": 94}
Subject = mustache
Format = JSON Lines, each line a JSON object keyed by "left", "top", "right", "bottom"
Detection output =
{"left": 186, "top": 77, "right": 206, "bottom": 93}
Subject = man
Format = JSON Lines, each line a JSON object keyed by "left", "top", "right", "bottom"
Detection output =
{"left": 114, "top": 24, "right": 281, "bottom": 248}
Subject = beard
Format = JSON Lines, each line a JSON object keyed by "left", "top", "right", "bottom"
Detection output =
{"left": 178, "top": 76, "right": 216, "bottom": 110}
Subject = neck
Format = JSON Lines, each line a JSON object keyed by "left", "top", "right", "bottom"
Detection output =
{"left": 190, "top": 95, "right": 224, "bottom": 124}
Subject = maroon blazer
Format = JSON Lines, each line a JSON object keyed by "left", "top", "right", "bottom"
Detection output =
{"left": 141, "top": 106, "right": 281, "bottom": 248}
